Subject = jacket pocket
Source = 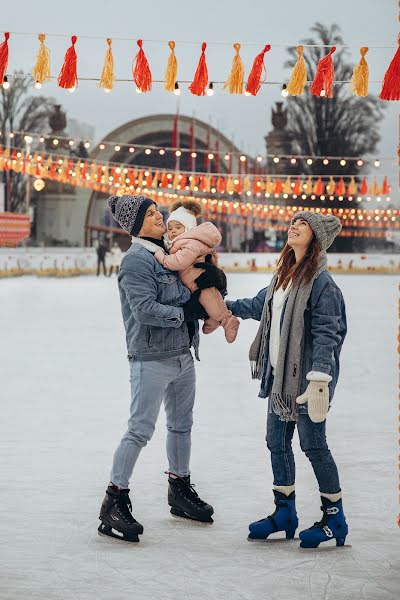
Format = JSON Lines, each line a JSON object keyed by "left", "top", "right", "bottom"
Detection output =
{"left": 156, "top": 272, "right": 179, "bottom": 303}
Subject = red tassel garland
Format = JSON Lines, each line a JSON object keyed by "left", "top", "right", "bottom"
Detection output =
{"left": 379, "top": 35, "right": 400, "bottom": 101}
{"left": 310, "top": 46, "right": 336, "bottom": 98}
{"left": 189, "top": 42, "right": 208, "bottom": 96}
{"left": 245, "top": 44, "right": 271, "bottom": 96}
{"left": 57, "top": 36, "right": 78, "bottom": 89}
{"left": 133, "top": 39, "right": 152, "bottom": 93}
{"left": 0, "top": 32, "right": 10, "bottom": 83}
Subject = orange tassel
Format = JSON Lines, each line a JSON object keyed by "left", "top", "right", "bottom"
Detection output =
{"left": 245, "top": 44, "right": 271, "bottom": 96}
{"left": 287, "top": 45, "right": 307, "bottom": 96}
{"left": 350, "top": 47, "right": 369, "bottom": 97}
{"left": 133, "top": 39, "right": 152, "bottom": 93}
{"left": 274, "top": 178, "right": 283, "bottom": 194}
{"left": 313, "top": 177, "right": 324, "bottom": 195}
{"left": 223, "top": 43, "right": 244, "bottom": 94}
{"left": 0, "top": 32, "right": 10, "bottom": 83}
{"left": 99, "top": 38, "right": 115, "bottom": 91}
{"left": 33, "top": 33, "right": 51, "bottom": 85}
{"left": 57, "top": 36, "right": 78, "bottom": 89}
{"left": 310, "top": 46, "right": 336, "bottom": 98}
{"left": 379, "top": 35, "right": 400, "bottom": 100}
{"left": 189, "top": 42, "right": 208, "bottom": 96}
{"left": 164, "top": 41, "right": 178, "bottom": 92}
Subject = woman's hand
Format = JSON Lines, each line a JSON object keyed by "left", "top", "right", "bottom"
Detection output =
{"left": 296, "top": 380, "right": 329, "bottom": 423}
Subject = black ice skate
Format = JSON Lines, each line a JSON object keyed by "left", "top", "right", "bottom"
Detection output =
{"left": 168, "top": 475, "right": 214, "bottom": 524}
{"left": 98, "top": 485, "right": 144, "bottom": 543}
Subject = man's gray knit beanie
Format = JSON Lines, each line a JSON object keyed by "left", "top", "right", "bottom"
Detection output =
{"left": 291, "top": 211, "right": 342, "bottom": 251}
{"left": 108, "top": 195, "right": 155, "bottom": 236}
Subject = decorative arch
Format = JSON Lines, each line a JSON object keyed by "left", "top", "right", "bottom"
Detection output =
{"left": 84, "top": 114, "right": 243, "bottom": 245}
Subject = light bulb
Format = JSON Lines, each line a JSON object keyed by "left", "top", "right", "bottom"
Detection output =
{"left": 224, "top": 154, "right": 230, "bottom": 161}
{"left": 99, "top": 144, "right": 105, "bottom": 150}
{"left": 35, "top": 81, "right": 42, "bottom": 90}
{"left": 290, "top": 157, "right": 297, "bottom": 164}
{"left": 39, "top": 136, "right": 45, "bottom": 143}
{"left": 158, "top": 149, "right": 165, "bottom": 155}
{"left": 145, "top": 148, "right": 151, "bottom": 155}
{"left": 24, "top": 135, "right": 33, "bottom": 144}
{"left": 240, "top": 155, "right": 246, "bottom": 162}
{"left": 175, "top": 150, "right": 181, "bottom": 157}
{"left": 374, "top": 160, "right": 380, "bottom": 167}
{"left": 191, "top": 152, "right": 197, "bottom": 158}
{"left": 340, "top": 159, "right": 346, "bottom": 166}
{"left": 273, "top": 156, "right": 279, "bottom": 163}
{"left": 53, "top": 139, "right": 59, "bottom": 145}
{"left": 357, "top": 159, "right": 363, "bottom": 166}
{"left": 114, "top": 145, "right": 120, "bottom": 151}
{"left": 207, "top": 82, "right": 214, "bottom": 96}
{"left": 69, "top": 86, "right": 76, "bottom": 93}
{"left": 129, "top": 147, "right": 135, "bottom": 153}
{"left": 84, "top": 141, "right": 90, "bottom": 149}
{"left": 323, "top": 158, "right": 329, "bottom": 165}
{"left": 136, "top": 87, "right": 142, "bottom": 94}
{"left": 104, "top": 88, "right": 111, "bottom": 94}
{"left": 208, "top": 153, "right": 214, "bottom": 160}
{"left": 3, "top": 76, "right": 10, "bottom": 90}
{"left": 320, "top": 89, "right": 326, "bottom": 97}
{"left": 256, "top": 155, "right": 263, "bottom": 162}
{"left": 281, "top": 84, "right": 288, "bottom": 97}
{"left": 306, "top": 158, "right": 313, "bottom": 165}
{"left": 68, "top": 140, "right": 74, "bottom": 146}
{"left": 173, "top": 82, "right": 181, "bottom": 96}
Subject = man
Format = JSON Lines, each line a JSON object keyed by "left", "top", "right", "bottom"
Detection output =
{"left": 96, "top": 239, "right": 107, "bottom": 276}
{"left": 98, "top": 195, "right": 226, "bottom": 543}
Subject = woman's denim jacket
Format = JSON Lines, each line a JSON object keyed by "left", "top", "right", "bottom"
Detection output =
{"left": 227, "top": 270, "right": 347, "bottom": 412}
{"left": 118, "top": 243, "right": 199, "bottom": 361}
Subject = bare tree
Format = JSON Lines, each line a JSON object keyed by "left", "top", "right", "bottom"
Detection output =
{"left": 285, "top": 23, "right": 385, "bottom": 175}
{"left": 0, "top": 71, "right": 54, "bottom": 211}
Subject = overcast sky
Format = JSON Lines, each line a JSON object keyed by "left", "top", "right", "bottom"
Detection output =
{"left": 2, "top": 0, "right": 398, "bottom": 189}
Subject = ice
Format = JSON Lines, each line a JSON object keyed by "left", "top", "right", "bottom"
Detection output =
{"left": 1, "top": 273, "right": 399, "bottom": 600}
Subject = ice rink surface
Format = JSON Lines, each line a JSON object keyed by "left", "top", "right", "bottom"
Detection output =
{"left": 1, "top": 273, "right": 399, "bottom": 600}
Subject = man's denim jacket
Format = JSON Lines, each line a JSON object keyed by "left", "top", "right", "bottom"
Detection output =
{"left": 118, "top": 242, "right": 199, "bottom": 361}
{"left": 227, "top": 270, "right": 347, "bottom": 410}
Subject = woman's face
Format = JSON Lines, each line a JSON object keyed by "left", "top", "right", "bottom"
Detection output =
{"left": 287, "top": 218, "right": 314, "bottom": 251}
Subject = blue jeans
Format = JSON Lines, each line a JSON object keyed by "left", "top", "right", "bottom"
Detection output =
{"left": 266, "top": 411, "right": 341, "bottom": 494}
{"left": 110, "top": 353, "right": 195, "bottom": 489}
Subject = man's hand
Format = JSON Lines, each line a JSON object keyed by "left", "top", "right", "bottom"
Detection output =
{"left": 194, "top": 262, "right": 227, "bottom": 293}
{"left": 182, "top": 289, "right": 209, "bottom": 322}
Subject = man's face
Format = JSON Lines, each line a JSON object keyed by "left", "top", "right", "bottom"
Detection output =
{"left": 137, "top": 204, "right": 166, "bottom": 239}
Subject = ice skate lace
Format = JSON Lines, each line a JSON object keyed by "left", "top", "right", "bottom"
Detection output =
{"left": 176, "top": 480, "right": 207, "bottom": 508}
{"left": 114, "top": 491, "right": 136, "bottom": 524}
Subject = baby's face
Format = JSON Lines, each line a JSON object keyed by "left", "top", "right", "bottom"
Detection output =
{"left": 167, "top": 220, "right": 186, "bottom": 241}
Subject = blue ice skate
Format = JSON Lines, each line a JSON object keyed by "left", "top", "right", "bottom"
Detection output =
{"left": 248, "top": 490, "right": 298, "bottom": 541}
{"left": 299, "top": 497, "right": 348, "bottom": 549}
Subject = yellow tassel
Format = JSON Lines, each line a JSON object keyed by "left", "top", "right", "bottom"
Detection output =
{"left": 347, "top": 176, "right": 357, "bottom": 195}
{"left": 305, "top": 176, "right": 313, "bottom": 195}
{"left": 266, "top": 177, "right": 274, "bottom": 194}
{"left": 350, "top": 47, "right": 369, "bottom": 97}
{"left": 326, "top": 176, "right": 335, "bottom": 194}
{"left": 287, "top": 45, "right": 307, "bottom": 96}
{"left": 283, "top": 177, "right": 292, "bottom": 194}
{"left": 99, "top": 38, "right": 115, "bottom": 91}
{"left": 33, "top": 33, "right": 51, "bottom": 85}
{"left": 164, "top": 41, "right": 178, "bottom": 92}
{"left": 243, "top": 175, "right": 251, "bottom": 192}
{"left": 223, "top": 43, "right": 244, "bottom": 94}
{"left": 226, "top": 177, "right": 234, "bottom": 194}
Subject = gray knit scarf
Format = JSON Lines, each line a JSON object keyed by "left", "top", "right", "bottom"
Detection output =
{"left": 249, "top": 252, "right": 328, "bottom": 421}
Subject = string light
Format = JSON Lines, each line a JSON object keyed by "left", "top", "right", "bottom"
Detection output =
{"left": 374, "top": 159, "right": 381, "bottom": 167}
{"left": 207, "top": 82, "right": 214, "bottom": 96}
{"left": 104, "top": 88, "right": 111, "bottom": 94}
{"left": 174, "top": 82, "right": 181, "bottom": 96}
{"left": 34, "top": 81, "right": 42, "bottom": 90}
{"left": 224, "top": 154, "right": 230, "bottom": 161}
{"left": 208, "top": 153, "right": 214, "bottom": 159}
{"left": 273, "top": 156, "right": 280, "bottom": 163}
{"left": 69, "top": 86, "right": 76, "bottom": 94}
{"left": 99, "top": 144, "right": 105, "bottom": 150}
{"left": 68, "top": 140, "right": 74, "bottom": 146}
{"left": 145, "top": 148, "right": 152, "bottom": 155}
{"left": 357, "top": 159, "right": 363, "bottom": 166}
{"left": 191, "top": 152, "right": 197, "bottom": 158}
{"left": 175, "top": 150, "right": 181, "bottom": 156}
{"left": 53, "top": 139, "right": 59, "bottom": 146}
{"left": 129, "top": 147, "right": 135, "bottom": 153}
{"left": 256, "top": 155, "right": 263, "bottom": 162}
{"left": 306, "top": 158, "right": 313, "bottom": 165}
{"left": 240, "top": 155, "right": 246, "bottom": 162}
{"left": 3, "top": 76, "right": 10, "bottom": 90}
{"left": 84, "top": 141, "right": 90, "bottom": 149}
{"left": 290, "top": 157, "right": 297, "bottom": 164}
{"left": 323, "top": 158, "right": 329, "bottom": 165}
{"left": 281, "top": 84, "right": 289, "bottom": 97}
{"left": 340, "top": 159, "right": 347, "bottom": 166}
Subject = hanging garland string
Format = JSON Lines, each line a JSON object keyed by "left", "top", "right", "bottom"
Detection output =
{"left": 0, "top": 31, "right": 398, "bottom": 99}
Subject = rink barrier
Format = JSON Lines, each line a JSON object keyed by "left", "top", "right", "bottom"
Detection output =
{"left": 398, "top": 283, "right": 400, "bottom": 529}
{"left": 0, "top": 250, "right": 399, "bottom": 278}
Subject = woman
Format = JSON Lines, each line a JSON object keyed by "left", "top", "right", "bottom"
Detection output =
{"left": 227, "top": 211, "right": 348, "bottom": 549}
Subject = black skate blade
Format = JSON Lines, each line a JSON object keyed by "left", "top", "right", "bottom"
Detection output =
{"left": 247, "top": 535, "right": 299, "bottom": 543}
{"left": 299, "top": 543, "right": 352, "bottom": 552}
{"left": 98, "top": 523, "right": 140, "bottom": 543}
{"left": 170, "top": 507, "right": 214, "bottom": 525}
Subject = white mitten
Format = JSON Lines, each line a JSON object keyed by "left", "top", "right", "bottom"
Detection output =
{"left": 296, "top": 375, "right": 330, "bottom": 423}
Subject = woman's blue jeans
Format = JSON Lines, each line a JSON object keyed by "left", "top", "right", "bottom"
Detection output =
{"left": 266, "top": 411, "right": 341, "bottom": 494}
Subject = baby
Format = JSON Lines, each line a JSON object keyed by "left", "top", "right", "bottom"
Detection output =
{"left": 154, "top": 199, "right": 239, "bottom": 343}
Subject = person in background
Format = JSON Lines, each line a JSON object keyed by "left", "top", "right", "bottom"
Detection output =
{"left": 109, "top": 242, "right": 122, "bottom": 276}
{"left": 96, "top": 239, "right": 108, "bottom": 276}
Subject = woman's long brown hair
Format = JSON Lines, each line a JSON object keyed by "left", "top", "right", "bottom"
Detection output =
{"left": 275, "top": 235, "right": 321, "bottom": 290}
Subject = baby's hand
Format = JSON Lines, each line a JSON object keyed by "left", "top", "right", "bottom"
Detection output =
{"left": 154, "top": 249, "right": 165, "bottom": 265}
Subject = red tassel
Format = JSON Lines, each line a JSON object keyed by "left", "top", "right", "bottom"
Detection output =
{"left": 310, "top": 47, "right": 336, "bottom": 98}
{"left": 379, "top": 35, "right": 400, "bottom": 100}
{"left": 245, "top": 44, "right": 271, "bottom": 96}
{"left": 335, "top": 177, "right": 345, "bottom": 195}
{"left": 360, "top": 177, "right": 368, "bottom": 195}
{"left": 189, "top": 42, "right": 208, "bottom": 96}
{"left": 274, "top": 178, "right": 283, "bottom": 194}
{"left": 314, "top": 177, "right": 324, "bottom": 195}
{"left": 58, "top": 36, "right": 78, "bottom": 89}
{"left": 381, "top": 176, "right": 390, "bottom": 194}
{"left": 0, "top": 32, "right": 10, "bottom": 83}
{"left": 133, "top": 39, "right": 152, "bottom": 92}
{"left": 293, "top": 178, "right": 301, "bottom": 195}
